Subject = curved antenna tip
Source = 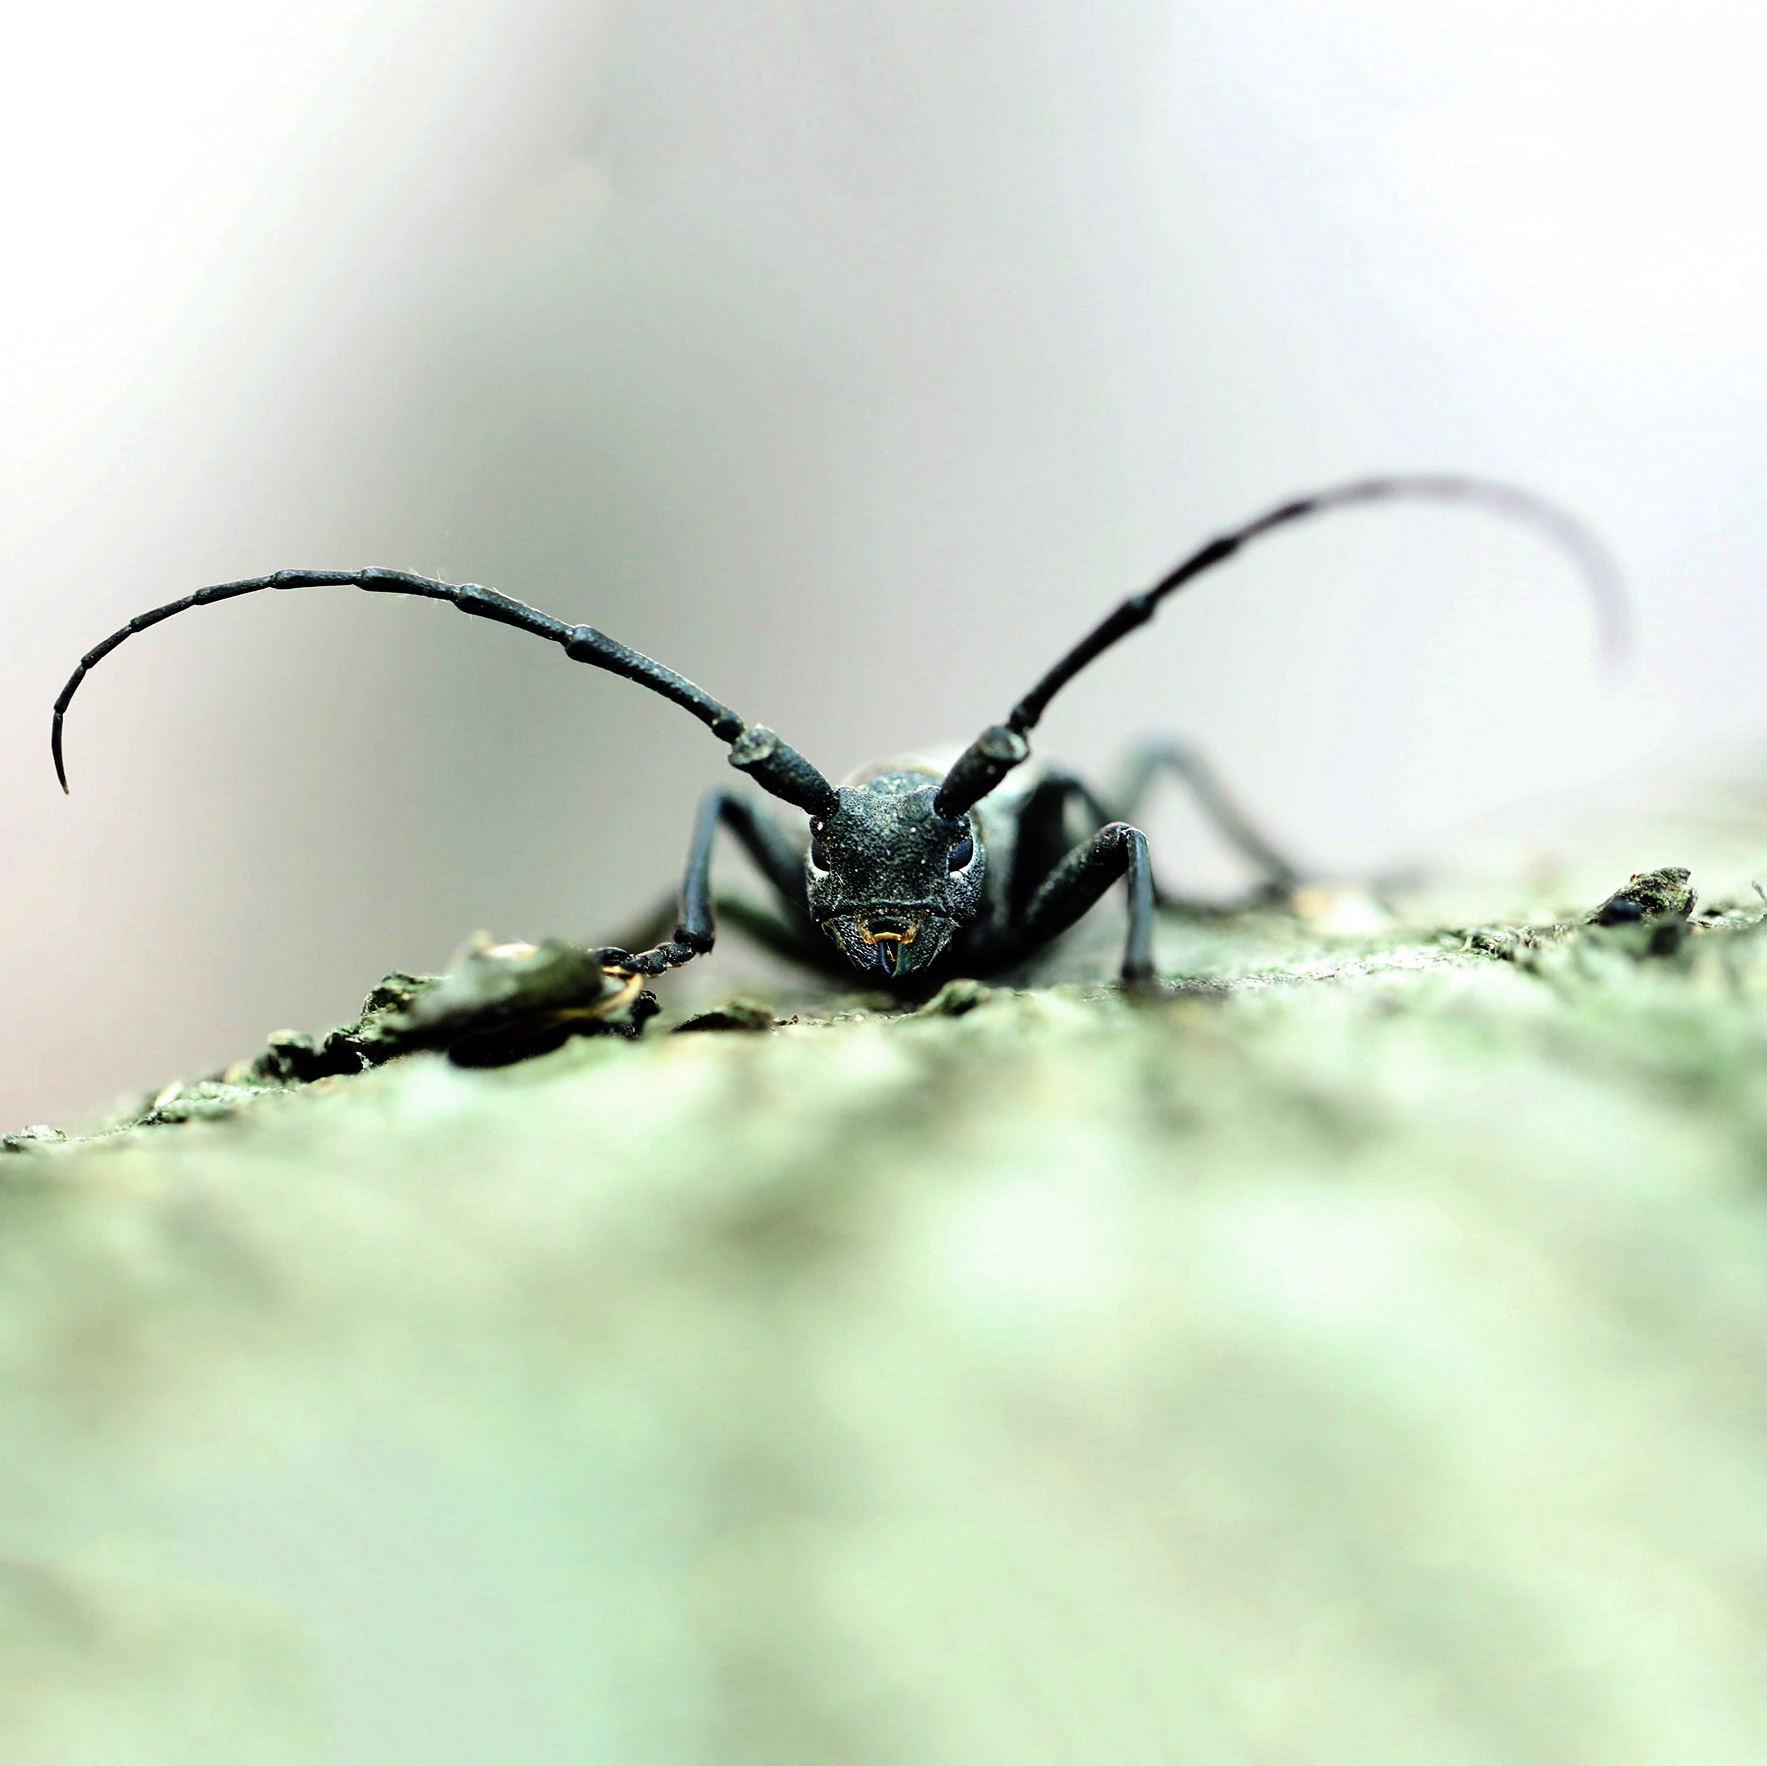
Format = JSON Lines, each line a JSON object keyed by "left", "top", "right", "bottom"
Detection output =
{"left": 1591, "top": 558, "right": 1633, "bottom": 679}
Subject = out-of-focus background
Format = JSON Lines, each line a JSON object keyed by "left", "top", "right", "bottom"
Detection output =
{"left": 4, "top": 0, "right": 1765, "bottom": 1126}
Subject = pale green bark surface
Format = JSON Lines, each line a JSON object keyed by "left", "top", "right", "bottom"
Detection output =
{"left": 5, "top": 810, "right": 1767, "bottom": 1765}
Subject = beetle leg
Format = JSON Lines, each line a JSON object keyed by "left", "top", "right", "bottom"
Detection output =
{"left": 606, "top": 789, "right": 817, "bottom": 977}
{"left": 1005, "top": 770, "right": 1114, "bottom": 923}
{"left": 1112, "top": 739, "right": 1301, "bottom": 903}
{"left": 1006, "top": 821, "right": 1157, "bottom": 989}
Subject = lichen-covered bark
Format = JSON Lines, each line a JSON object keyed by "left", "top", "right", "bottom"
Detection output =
{"left": 4, "top": 850, "right": 1767, "bottom": 1763}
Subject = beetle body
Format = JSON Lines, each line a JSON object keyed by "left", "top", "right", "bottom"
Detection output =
{"left": 52, "top": 475, "right": 1623, "bottom": 996}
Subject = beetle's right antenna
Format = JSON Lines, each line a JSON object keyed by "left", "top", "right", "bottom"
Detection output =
{"left": 934, "top": 474, "right": 1628, "bottom": 819}
{"left": 52, "top": 568, "right": 839, "bottom": 817}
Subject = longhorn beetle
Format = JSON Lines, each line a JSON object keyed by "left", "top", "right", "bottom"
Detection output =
{"left": 53, "top": 475, "right": 1621, "bottom": 995}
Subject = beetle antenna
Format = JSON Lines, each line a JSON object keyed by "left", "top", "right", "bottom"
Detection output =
{"left": 935, "top": 473, "right": 1628, "bottom": 818}
{"left": 51, "top": 567, "right": 838, "bottom": 816}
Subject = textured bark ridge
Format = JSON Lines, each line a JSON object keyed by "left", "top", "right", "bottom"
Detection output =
{"left": 5, "top": 836, "right": 1767, "bottom": 1763}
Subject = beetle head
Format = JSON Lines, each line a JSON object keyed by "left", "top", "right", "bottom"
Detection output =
{"left": 805, "top": 769, "right": 986, "bottom": 979}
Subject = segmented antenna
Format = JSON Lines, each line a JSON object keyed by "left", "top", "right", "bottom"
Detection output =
{"left": 51, "top": 567, "right": 838, "bottom": 816}
{"left": 935, "top": 474, "right": 1627, "bottom": 818}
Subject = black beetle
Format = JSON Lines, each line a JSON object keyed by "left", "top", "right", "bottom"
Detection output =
{"left": 53, "top": 475, "right": 1621, "bottom": 993}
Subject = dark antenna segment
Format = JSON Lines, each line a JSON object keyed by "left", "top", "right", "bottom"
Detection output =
{"left": 50, "top": 566, "right": 839, "bottom": 815}
{"left": 934, "top": 473, "right": 1626, "bottom": 819}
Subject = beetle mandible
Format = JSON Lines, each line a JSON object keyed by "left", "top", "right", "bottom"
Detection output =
{"left": 52, "top": 475, "right": 1622, "bottom": 994}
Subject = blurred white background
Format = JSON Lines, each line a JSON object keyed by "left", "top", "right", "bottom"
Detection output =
{"left": 4, "top": 0, "right": 1765, "bottom": 1125}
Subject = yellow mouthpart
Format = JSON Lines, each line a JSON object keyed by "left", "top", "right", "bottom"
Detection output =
{"left": 855, "top": 921, "right": 918, "bottom": 948}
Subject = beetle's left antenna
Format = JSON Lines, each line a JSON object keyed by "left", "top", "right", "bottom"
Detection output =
{"left": 52, "top": 568, "right": 839, "bottom": 816}
{"left": 934, "top": 474, "right": 1628, "bottom": 819}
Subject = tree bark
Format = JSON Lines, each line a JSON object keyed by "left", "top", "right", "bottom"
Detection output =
{"left": 4, "top": 839, "right": 1767, "bottom": 1764}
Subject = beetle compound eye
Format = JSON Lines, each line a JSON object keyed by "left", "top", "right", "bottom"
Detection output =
{"left": 809, "top": 836, "right": 831, "bottom": 870}
{"left": 947, "top": 835, "right": 974, "bottom": 872}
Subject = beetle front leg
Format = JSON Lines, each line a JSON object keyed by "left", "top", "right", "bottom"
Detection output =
{"left": 1007, "top": 821, "right": 1157, "bottom": 988}
{"left": 603, "top": 790, "right": 812, "bottom": 977}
